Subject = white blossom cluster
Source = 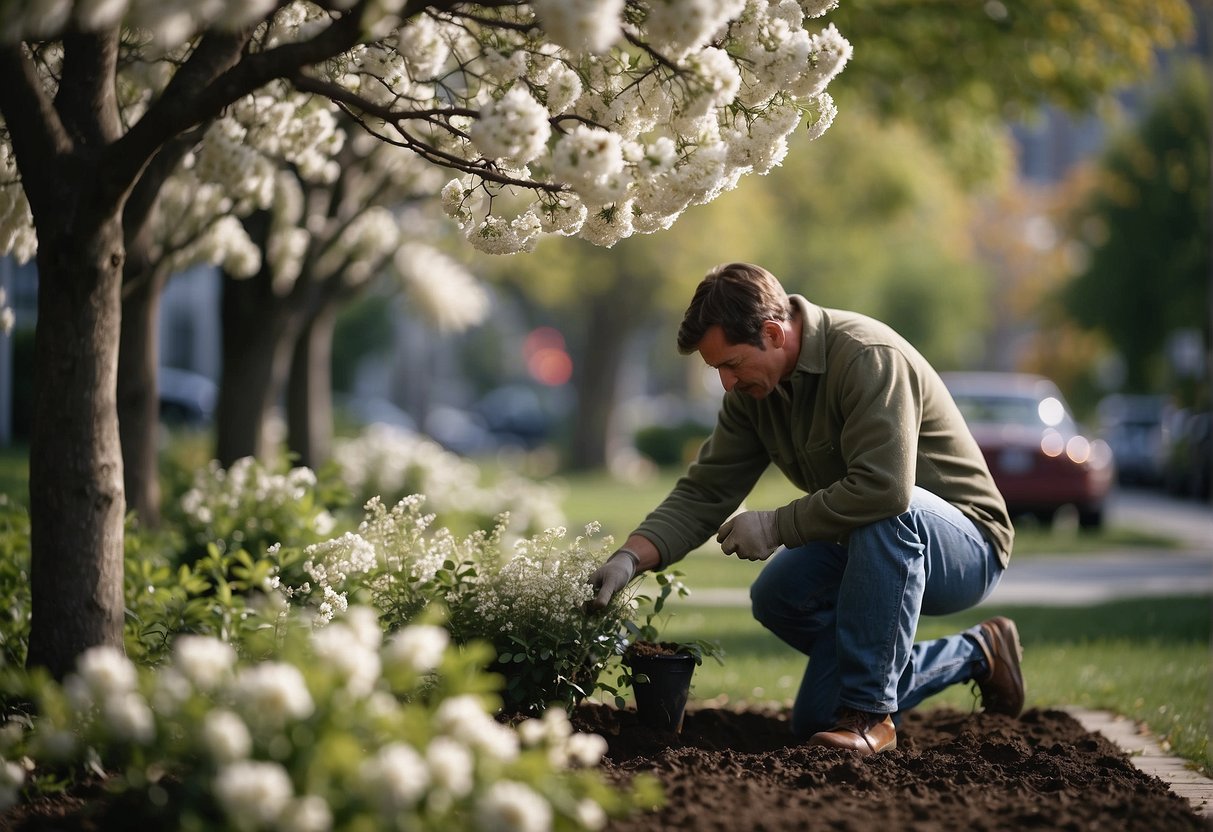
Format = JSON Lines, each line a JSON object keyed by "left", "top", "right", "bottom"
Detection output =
{"left": 332, "top": 424, "right": 566, "bottom": 535}
{"left": 24, "top": 609, "right": 619, "bottom": 830}
{"left": 180, "top": 457, "right": 330, "bottom": 531}
{"left": 2, "top": 0, "right": 848, "bottom": 275}
{"left": 465, "top": 525, "right": 603, "bottom": 637}
{"left": 393, "top": 243, "right": 490, "bottom": 333}
{"left": 321, "top": 0, "right": 851, "bottom": 253}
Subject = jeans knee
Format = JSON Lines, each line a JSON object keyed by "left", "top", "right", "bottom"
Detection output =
{"left": 849, "top": 512, "right": 922, "bottom": 561}
{"left": 749, "top": 567, "right": 788, "bottom": 627}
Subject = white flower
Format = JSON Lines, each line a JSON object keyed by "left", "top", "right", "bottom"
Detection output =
{"left": 360, "top": 743, "right": 431, "bottom": 810}
{"left": 72, "top": 646, "right": 138, "bottom": 701}
{"left": 644, "top": 0, "right": 744, "bottom": 58}
{"left": 563, "top": 732, "right": 608, "bottom": 767}
{"left": 426, "top": 737, "right": 474, "bottom": 798}
{"left": 551, "top": 126, "right": 627, "bottom": 204}
{"left": 470, "top": 87, "right": 552, "bottom": 165}
{"left": 311, "top": 624, "right": 381, "bottom": 697}
{"left": 229, "top": 662, "right": 315, "bottom": 726}
{"left": 214, "top": 760, "right": 294, "bottom": 828}
{"left": 474, "top": 780, "right": 552, "bottom": 832}
{"left": 0, "top": 759, "right": 23, "bottom": 812}
{"left": 574, "top": 798, "right": 607, "bottom": 831}
{"left": 799, "top": 0, "right": 840, "bottom": 18}
{"left": 203, "top": 709, "right": 253, "bottom": 763}
{"left": 173, "top": 636, "right": 237, "bottom": 691}
{"left": 384, "top": 624, "right": 450, "bottom": 674}
{"left": 434, "top": 695, "right": 520, "bottom": 761}
{"left": 790, "top": 22, "right": 853, "bottom": 97}
{"left": 279, "top": 794, "right": 333, "bottom": 832}
{"left": 802, "top": 91, "right": 838, "bottom": 141}
{"left": 103, "top": 692, "right": 155, "bottom": 744}
{"left": 531, "top": 0, "right": 623, "bottom": 54}
{"left": 393, "top": 243, "right": 490, "bottom": 332}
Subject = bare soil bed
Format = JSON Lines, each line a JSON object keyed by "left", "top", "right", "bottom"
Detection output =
{"left": 572, "top": 703, "right": 1210, "bottom": 831}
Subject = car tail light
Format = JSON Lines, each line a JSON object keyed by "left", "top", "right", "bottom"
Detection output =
{"left": 1065, "top": 436, "right": 1091, "bottom": 464}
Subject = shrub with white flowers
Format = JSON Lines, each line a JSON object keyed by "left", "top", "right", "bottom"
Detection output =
{"left": 175, "top": 456, "right": 340, "bottom": 564}
{"left": 331, "top": 424, "right": 566, "bottom": 537}
{"left": 1, "top": 606, "right": 658, "bottom": 829}
{"left": 290, "top": 497, "right": 635, "bottom": 714}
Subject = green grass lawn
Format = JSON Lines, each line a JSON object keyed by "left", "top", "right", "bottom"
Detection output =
{"left": 0, "top": 444, "right": 28, "bottom": 503}
{"left": 558, "top": 466, "right": 1182, "bottom": 557}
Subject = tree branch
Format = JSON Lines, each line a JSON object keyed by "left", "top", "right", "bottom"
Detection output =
{"left": 109, "top": 1, "right": 371, "bottom": 203}
{"left": 55, "top": 30, "right": 122, "bottom": 147}
{"left": 0, "top": 44, "right": 72, "bottom": 219}
{"left": 292, "top": 71, "right": 562, "bottom": 192}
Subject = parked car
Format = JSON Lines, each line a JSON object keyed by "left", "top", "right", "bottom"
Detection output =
{"left": 941, "top": 372, "right": 1115, "bottom": 530}
{"left": 1162, "top": 408, "right": 1212, "bottom": 501}
{"left": 158, "top": 367, "right": 217, "bottom": 427}
{"left": 1096, "top": 394, "right": 1171, "bottom": 486}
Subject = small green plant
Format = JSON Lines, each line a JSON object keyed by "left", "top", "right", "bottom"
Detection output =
{"left": 596, "top": 571, "right": 724, "bottom": 708}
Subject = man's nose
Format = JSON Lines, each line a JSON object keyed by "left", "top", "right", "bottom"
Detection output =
{"left": 718, "top": 368, "right": 737, "bottom": 391}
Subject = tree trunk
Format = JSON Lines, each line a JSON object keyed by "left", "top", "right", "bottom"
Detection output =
{"left": 27, "top": 219, "right": 127, "bottom": 678}
{"left": 117, "top": 255, "right": 165, "bottom": 527}
{"left": 286, "top": 303, "right": 337, "bottom": 470}
{"left": 215, "top": 269, "right": 300, "bottom": 466}
{"left": 567, "top": 299, "right": 633, "bottom": 470}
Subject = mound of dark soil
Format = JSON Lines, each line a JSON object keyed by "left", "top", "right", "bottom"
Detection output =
{"left": 572, "top": 704, "right": 1209, "bottom": 831}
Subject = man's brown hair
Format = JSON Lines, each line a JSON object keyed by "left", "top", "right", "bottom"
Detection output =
{"left": 676, "top": 262, "right": 792, "bottom": 354}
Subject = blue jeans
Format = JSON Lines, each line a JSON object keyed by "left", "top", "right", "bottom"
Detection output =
{"left": 749, "top": 486, "right": 1003, "bottom": 737}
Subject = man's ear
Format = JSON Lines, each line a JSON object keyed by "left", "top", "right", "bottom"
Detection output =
{"left": 763, "top": 320, "right": 786, "bottom": 349}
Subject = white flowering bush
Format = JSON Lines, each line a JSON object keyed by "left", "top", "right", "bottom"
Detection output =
{"left": 0, "top": 606, "right": 657, "bottom": 829}
{"left": 290, "top": 497, "right": 636, "bottom": 714}
{"left": 333, "top": 424, "right": 565, "bottom": 537}
{"left": 174, "top": 456, "right": 342, "bottom": 565}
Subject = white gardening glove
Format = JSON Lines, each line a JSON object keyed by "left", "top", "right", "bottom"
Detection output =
{"left": 587, "top": 548, "right": 640, "bottom": 611}
{"left": 717, "top": 510, "right": 781, "bottom": 561}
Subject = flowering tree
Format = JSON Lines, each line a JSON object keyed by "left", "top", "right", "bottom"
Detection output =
{"left": 0, "top": 0, "right": 850, "bottom": 677}
{"left": 213, "top": 125, "right": 488, "bottom": 470}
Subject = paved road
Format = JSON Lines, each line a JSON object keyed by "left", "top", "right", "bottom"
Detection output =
{"left": 987, "top": 488, "right": 1212, "bottom": 606}
{"left": 689, "top": 488, "right": 1213, "bottom": 608}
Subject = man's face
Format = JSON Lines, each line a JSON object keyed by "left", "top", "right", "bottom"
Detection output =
{"left": 697, "top": 324, "right": 784, "bottom": 399}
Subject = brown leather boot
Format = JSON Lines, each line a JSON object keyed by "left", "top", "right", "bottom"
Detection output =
{"left": 808, "top": 709, "right": 897, "bottom": 755}
{"left": 975, "top": 616, "right": 1026, "bottom": 717}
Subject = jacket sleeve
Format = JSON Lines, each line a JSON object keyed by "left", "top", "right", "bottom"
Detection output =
{"left": 633, "top": 394, "right": 770, "bottom": 569}
{"left": 775, "top": 344, "right": 922, "bottom": 545}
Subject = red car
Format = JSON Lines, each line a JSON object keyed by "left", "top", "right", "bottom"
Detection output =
{"left": 941, "top": 372, "right": 1116, "bottom": 530}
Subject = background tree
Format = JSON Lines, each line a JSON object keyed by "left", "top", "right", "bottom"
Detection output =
{"left": 829, "top": 0, "right": 1193, "bottom": 182}
{"left": 0, "top": 0, "right": 852, "bottom": 677}
{"left": 491, "top": 106, "right": 995, "bottom": 469}
{"left": 1059, "top": 59, "right": 1211, "bottom": 402}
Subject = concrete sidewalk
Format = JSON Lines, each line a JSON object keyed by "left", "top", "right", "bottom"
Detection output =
{"left": 1068, "top": 708, "right": 1213, "bottom": 819}
{"left": 684, "top": 547, "right": 1213, "bottom": 608}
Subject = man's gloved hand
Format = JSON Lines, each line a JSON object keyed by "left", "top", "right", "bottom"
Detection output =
{"left": 717, "top": 510, "right": 781, "bottom": 561}
{"left": 587, "top": 548, "right": 640, "bottom": 611}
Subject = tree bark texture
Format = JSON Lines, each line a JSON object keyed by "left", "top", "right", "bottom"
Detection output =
{"left": 27, "top": 220, "right": 128, "bottom": 678}
{"left": 216, "top": 267, "right": 303, "bottom": 466}
{"left": 117, "top": 246, "right": 166, "bottom": 528}
{"left": 287, "top": 304, "right": 338, "bottom": 470}
{"left": 568, "top": 299, "right": 632, "bottom": 471}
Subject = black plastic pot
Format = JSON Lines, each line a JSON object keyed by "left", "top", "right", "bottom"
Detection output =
{"left": 626, "top": 651, "right": 696, "bottom": 733}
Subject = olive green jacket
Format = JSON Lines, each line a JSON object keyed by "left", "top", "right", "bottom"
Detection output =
{"left": 634, "top": 297, "right": 1014, "bottom": 569}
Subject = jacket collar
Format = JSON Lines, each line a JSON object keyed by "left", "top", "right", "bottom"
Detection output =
{"left": 791, "top": 295, "right": 827, "bottom": 375}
